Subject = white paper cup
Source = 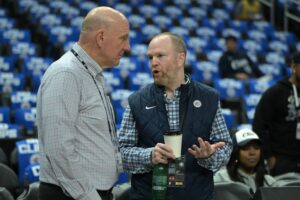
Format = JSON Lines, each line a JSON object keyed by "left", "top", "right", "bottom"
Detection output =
{"left": 164, "top": 130, "right": 182, "bottom": 158}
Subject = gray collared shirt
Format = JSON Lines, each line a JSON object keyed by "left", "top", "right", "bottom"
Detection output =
{"left": 37, "top": 43, "right": 119, "bottom": 200}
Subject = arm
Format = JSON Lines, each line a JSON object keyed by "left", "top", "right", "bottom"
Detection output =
{"left": 118, "top": 106, "right": 153, "bottom": 174}
{"left": 41, "top": 71, "right": 100, "bottom": 200}
{"left": 189, "top": 102, "right": 233, "bottom": 172}
{"left": 252, "top": 93, "right": 273, "bottom": 159}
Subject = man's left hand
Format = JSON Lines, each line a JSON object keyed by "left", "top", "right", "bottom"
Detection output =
{"left": 187, "top": 137, "right": 225, "bottom": 159}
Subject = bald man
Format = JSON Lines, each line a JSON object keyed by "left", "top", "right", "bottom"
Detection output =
{"left": 37, "top": 7, "right": 130, "bottom": 200}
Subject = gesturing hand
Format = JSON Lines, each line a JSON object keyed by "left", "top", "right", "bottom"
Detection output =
{"left": 187, "top": 137, "right": 225, "bottom": 159}
{"left": 152, "top": 143, "right": 176, "bottom": 165}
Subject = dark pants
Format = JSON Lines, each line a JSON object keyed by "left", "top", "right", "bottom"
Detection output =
{"left": 39, "top": 182, "right": 113, "bottom": 200}
{"left": 271, "top": 154, "right": 300, "bottom": 176}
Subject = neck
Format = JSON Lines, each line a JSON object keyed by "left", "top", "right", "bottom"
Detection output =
{"left": 165, "top": 74, "right": 186, "bottom": 98}
{"left": 239, "top": 166, "right": 255, "bottom": 175}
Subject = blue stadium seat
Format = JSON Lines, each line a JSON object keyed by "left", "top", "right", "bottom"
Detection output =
{"left": 188, "top": 7, "right": 207, "bottom": 20}
{"left": 0, "top": 17, "right": 16, "bottom": 29}
{"left": 11, "top": 92, "right": 37, "bottom": 110}
{"left": 229, "top": 20, "right": 248, "bottom": 34}
{"left": 251, "top": 21, "right": 275, "bottom": 37}
{"left": 247, "top": 30, "right": 268, "bottom": 42}
{"left": 202, "top": 18, "right": 226, "bottom": 33}
{"left": 128, "top": 72, "right": 153, "bottom": 91}
{"left": 0, "top": 56, "right": 16, "bottom": 73}
{"left": 206, "top": 50, "right": 223, "bottom": 64}
{"left": 221, "top": 28, "right": 241, "bottom": 39}
{"left": 102, "top": 71, "right": 124, "bottom": 93}
{"left": 23, "top": 56, "right": 52, "bottom": 76}
{"left": 242, "top": 39, "right": 266, "bottom": 54}
{"left": 24, "top": 163, "right": 40, "bottom": 184}
{"left": 0, "top": 29, "right": 31, "bottom": 44}
{"left": 0, "top": 123, "right": 20, "bottom": 138}
{"left": 48, "top": 26, "right": 79, "bottom": 44}
{"left": 222, "top": 108, "right": 236, "bottom": 129}
{"left": 212, "top": 9, "right": 230, "bottom": 20}
{"left": 196, "top": 27, "right": 217, "bottom": 40}
{"left": 187, "top": 37, "right": 210, "bottom": 53}
{"left": 0, "top": 73, "right": 25, "bottom": 93}
{"left": 141, "top": 25, "right": 161, "bottom": 42}
{"left": 243, "top": 94, "right": 262, "bottom": 110}
{"left": 164, "top": 6, "right": 183, "bottom": 19}
{"left": 192, "top": 61, "right": 219, "bottom": 83}
{"left": 115, "top": 3, "right": 132, "bottom": 16}
{"left": 270, "top": 31, "right": 297, "bottom": 46}
{"left": 138, "top": 5, "right": 159, "bottom": 18}
{"left": 32, "top": 74, "right": 42, "bottom": 93}
{"left": 236, "top": 123, "right": 252, "bottom": 130}
{"left": 70, "top": 16, "right": 84, "bottom": 29}
{"left": 179, "top": 17, "right": 198, "bottom": 31}
{"left": 14, "top": 108, "right": 37, "bottom": 136}
{"left": 80, "top": 1, "right": 97, "bottom": 16}
{"left": 0, "top": 107, "right": 10, "bottom": 123}
{"left": 213, "top": 78, "right": 245, "bottom": 100}
{"left": 111, "top": 89, "right": 133, "bottom": 110}
{"left": 39, "top": 14, "right": 63, "bottom": 33}
{"left": 245, "top": 108, "right": 255, "bottom": 124}
{"left": 268, "top": 40, "right": 290, "bottom": 55}
{"left": 248, "top": 79, "right": 276, "bottom": 94}
{"left": 16, "top": 139, "right": 39, "bottom": 187}
{"left": 265, "top": 52, "right": 285, "bottom": 65}
{"left": 11, "top": 42, "right": 36, "bottom": 59}
{"left": 28, "top": 4, "right": 50, "bottom": 23}
{"left": 17, "top": 0, "right": 38, "bottom": 13}
{"left": 152, "top": 15, "right": 172, "bottom": 30}
{"left": 128, "top": 15, "right": 145, "bottom": 30}
{"left": 258, "top": 63, "right": 283, "bottom": 81}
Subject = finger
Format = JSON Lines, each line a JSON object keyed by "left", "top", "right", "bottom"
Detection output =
{"left": 211, "top": 142, "right": 225, "bottom": 150}
{"left": 156, "top": 143, "right": 176, "bottom": 160}
{"left": 197, "top": 137, "right": 206, "bottom": 148}
{"left": 187, "top": 148, "right": 197, "bottom": 157}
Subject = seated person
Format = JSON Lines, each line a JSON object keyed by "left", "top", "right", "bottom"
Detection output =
{"left": 218, "top": 35, "right": 263, "bottom": 80}
{"left": 214, "top": 129, "right": 279, "bottom": 194}
{"left": 235, "top": 0, "right": 263, "bottom": 21}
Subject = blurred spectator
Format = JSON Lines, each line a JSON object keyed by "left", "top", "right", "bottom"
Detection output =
{"left": 218, "top": 35, "right": 263, "bottom": 80}
{"left": 214, "top": 129, "right": 280, "bottom": 194}
{"left": 253, "top": 52, "right": 300, "bottom": 176}
{"left": 235, "top": 0, "right": 263, "bottom": 21}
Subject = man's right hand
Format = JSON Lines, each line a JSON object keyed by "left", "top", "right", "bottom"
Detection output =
{"left": 151, "top": 143, "right": 176, "bottom": 165}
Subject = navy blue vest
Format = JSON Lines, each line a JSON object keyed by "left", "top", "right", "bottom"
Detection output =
{"left": 128, "top": 81, "right": 219, "bottom": 200}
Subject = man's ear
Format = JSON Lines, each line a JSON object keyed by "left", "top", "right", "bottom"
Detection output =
{"left": 177, "top": 52, "right": 186, "bottom": 66}
{"left": 95, "top": 29, "right": 104, "bottom": 48}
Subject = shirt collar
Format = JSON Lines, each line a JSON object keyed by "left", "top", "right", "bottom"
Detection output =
{"left": 72, "top": 43, "right": 103, "bottom": 78}
{"left": 164, "top": 75, "right": 190, "bottom": 102}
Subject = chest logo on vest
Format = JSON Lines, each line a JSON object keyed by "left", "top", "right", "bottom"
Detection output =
{"left": 145, "top": 105, "right": 157, "bottom": 110}
{"left": 193, "top": 100, "right": 202, "bottom": 108}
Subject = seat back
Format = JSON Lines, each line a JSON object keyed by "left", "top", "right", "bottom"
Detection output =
{"left": 214, "top": 181, "right": 252, "bottom": 200}
{"left": 17, "top": 182, "right": 39, "bottom": 200}
{"left": 0, "top": 163, "right": 19, "bottom": 191}
{"left": 253, "top": 186, "right": 300, "bottom": 200}
{"left": 0, "top": 187, "right": 14, "bottom": 200}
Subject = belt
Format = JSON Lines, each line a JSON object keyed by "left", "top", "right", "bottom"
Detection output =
{"left": 41, "top": 182, "right": 112, "bottom": 198}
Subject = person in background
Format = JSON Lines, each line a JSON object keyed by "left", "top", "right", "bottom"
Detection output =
{"left": 214, "top": 129, "right": 277, "bottom": 194}
{"left": 218, "top": 34, "right": 263, "bottom": 80}
{"left": 37, "top": 7, "right": 130, "bottom": 200}
{"left": 253, "top": 52, "right": 300, "bottom": 176}
{"left": 235, "top": 0, "right": 263, "bottom": 21}
{"left": 118, "top": 32, "right": 232, "bottom": 200}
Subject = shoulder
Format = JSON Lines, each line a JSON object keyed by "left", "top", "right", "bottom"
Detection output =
{"left": 191, "top": 80, "right": 219, "bottom": 97}
{"left": 214, "top": 168, "right": 231, "bottom": 182}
